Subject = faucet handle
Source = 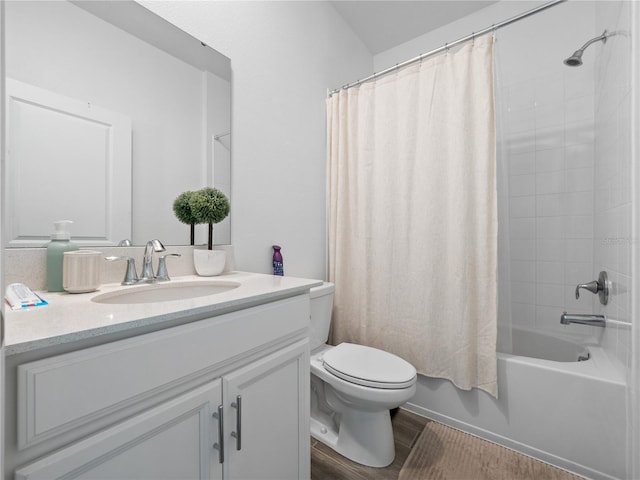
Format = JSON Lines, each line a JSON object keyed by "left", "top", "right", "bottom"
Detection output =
{"left": 105, "top": 256, "right": 139, "bottom": 285}
{"left": 575, "top": 281, "right": 599, "bottom": 299}
{"left": 156, "top": 253, "right": 181, "bottom": 282}
{"left": 575, "top": 271, "right": 609, "bottom": 305}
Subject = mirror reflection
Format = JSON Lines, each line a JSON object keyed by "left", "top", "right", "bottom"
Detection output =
{"left": 4, "top": 0, "right": 231, "bottom": 247}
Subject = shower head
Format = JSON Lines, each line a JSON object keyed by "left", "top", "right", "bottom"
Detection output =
{"left": 564, "top": 30, "right": 608, "bottom": 67}
{"left": 564, "top": 50, "right": 584, "bottom": 67}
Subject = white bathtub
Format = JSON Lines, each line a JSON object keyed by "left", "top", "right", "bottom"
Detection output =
{"left": 405, "top": 327, "right": 627, "bottom": 479}
{"left": 507, "top": 328, "right": 590, "bottom": 362}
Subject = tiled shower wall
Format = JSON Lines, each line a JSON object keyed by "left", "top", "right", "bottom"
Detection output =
{"left": 501, "top": 1, "right": 598, "bottom": 338}
{"left": 502, "top": 0, "right": 632, "bottom": 372}
{"left": 594, "top": 0, "right": 633, "bottom": 371}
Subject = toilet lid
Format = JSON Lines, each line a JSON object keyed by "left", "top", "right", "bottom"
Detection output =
{"left": 322, "top": 343, "right": 417, "bottom": 389}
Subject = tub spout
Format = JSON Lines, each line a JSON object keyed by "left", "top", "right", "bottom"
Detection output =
{"left": 560, "top": 312, "right": 606, "bottom": 327}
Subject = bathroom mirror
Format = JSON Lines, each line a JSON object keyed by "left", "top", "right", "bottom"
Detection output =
{"left": 4, "top": 0, "right": 231, "bottom": 247}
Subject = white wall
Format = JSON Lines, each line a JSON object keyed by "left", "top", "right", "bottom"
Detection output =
{"left": 593, "top": 0, "right": 633, "bottom": 378}
{"left": 0, "top": 0, "right": 5, "bottom": 474}
{"left": 592, "top": 2, "right": 637, "bottom": 476}
{"left": 374, "top": 1, "right": 547, "bottom": 73}
{"left": 139, "top": 1, "right": 372, "bottom": 279}
{"left": 498, "top": 2, "right": 598, "bottom": 341}
{"left": 632, "top": 1, "right": 640, "bottom": 474}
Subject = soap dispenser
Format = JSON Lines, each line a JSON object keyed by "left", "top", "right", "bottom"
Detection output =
{"left": 46, "top": 220, "right": 79, "bottom": 292}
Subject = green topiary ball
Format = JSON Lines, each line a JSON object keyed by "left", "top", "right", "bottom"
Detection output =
{"left": 173, "top": 191, "right": 197, "bottom": 224}
{"left": 190, "top": 187, "right": 230, "bottom": 225}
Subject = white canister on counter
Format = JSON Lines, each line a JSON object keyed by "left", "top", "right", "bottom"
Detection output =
{"left": 63, "top": 250, "right": 102, "bottom": 293}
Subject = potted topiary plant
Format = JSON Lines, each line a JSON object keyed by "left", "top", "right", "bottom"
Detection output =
{"left": 190, "top": 187, "right": 230, "bottom": 276}
{"left": 172, "top": 191, "right": 197, "bottom": 245}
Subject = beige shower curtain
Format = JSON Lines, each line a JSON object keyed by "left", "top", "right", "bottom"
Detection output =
{"left": 327, "top": 36, "right": 498, "bottom": 396}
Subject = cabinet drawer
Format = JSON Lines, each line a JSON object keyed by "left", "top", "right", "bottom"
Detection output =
{"left": 17, "top": 294, "right": 310, "bottom": 449}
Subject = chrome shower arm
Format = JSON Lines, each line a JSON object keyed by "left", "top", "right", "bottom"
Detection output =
{"left": 564, "top": 30, "right": 614, "bottom": 66}
{"left": 577, "top": 30, "right": 609, "bottom": 51}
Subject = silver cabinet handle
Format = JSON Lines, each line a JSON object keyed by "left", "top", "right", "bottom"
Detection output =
{"left": 230, "top": 395, "right": 242, "bottom": 450}
{"left": 212, "top": 405, "right": 224, "bottom": 464}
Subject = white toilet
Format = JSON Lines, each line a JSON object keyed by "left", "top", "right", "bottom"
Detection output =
{"left": 309, "top": 282, "right": 417, "bottom": 467}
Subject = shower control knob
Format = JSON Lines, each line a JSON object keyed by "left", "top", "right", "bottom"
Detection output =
{"left": 575, "top": 271, "right": 609, "bottom": 305}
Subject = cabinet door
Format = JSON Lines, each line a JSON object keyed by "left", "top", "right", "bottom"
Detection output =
{"left": 15, "top": 380, "right": 223, "bottom": 480}
{"left": 223, "top": 340, "right": 310, "bottom": 480}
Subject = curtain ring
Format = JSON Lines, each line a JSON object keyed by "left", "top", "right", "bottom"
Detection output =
{"left": 472, "top": 32, "right": 475, "bottom": 45}
{"left": 445, "top": 42, "right": 449, "bottom": 54}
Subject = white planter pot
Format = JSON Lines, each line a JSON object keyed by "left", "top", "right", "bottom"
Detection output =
{"left": 193, "top": 249, "right": 226, "bottom": 276}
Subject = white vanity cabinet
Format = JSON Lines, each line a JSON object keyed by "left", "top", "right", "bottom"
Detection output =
{"left": 15, "top": 380, "right": 224, "bottom": 480}
{"left": 8, "top": 294, "right": 311, "bottom": 480}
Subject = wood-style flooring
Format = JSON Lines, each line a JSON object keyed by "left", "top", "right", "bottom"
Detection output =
{"left": 311, "top": 408, "right": 583, "bottom": 480}
{"left": 310, "top": 408, "right": 428, "bottom": 480}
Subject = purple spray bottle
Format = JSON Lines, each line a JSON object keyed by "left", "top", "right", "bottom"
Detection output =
{"left": 272, "top": 245, "right": 284, "bottom": 276}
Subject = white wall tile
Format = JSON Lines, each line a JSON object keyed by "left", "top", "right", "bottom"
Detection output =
{"left": 565, "top": 168, "right": 594, "bottom": 193}
{"left": 537, "top": 261, "right": 564, "bottom": 285}
{"left": 565, "top": 96, "right": 594, "bottom": 124}
{"left": 509, "top": 151, "right": 536, "bottom": 175}
{"left": 536, "top": 216, "right": 565, "bottom": 239}
{"left": 511, "top": 302, "right": 536, "bottom": 325}
{"left": 566, "top": 215, "right": 594, "bottom": 239}
{"left": 565, "top": 191, "right": 594, "bottom": 216}
{"left": 565, "top": 143, "right": 594, "bottom": 170}
{"left": 565, "top": 120, "right": 595, "bottom": 146}
{"left": 537, "top": 238, "right": 566, "bottom": 262}
{"left": 510, "top": 217, "right": 536, "bottom": 239}
{"left": 592, "top": 0, "right": 633, "bottom": 371}
{"left": 511, "top": 239, "right": 536, "bottom": 261}
{"left": 536, "top": 193, "right": 565, "bottom": 217}
{"left": 535, "top": 126, "right": 565, "bottom": 150}
{"left": 508, "top": 108, "right": 536, "bottom": 133}
{"left": 535, "top": 147, "right": 564, "bottom": 173}
{"left": 512, "top": 281, "right": 536, "bottom": 304}
{"left": 537, "top": 283, "right": 566, "bottom": 307}
{"left": 566, "top": 262, "right": 594, "bottom": 286}
{"left": 510, "top": 196, "right": 536, "bottom": 218}
{"left": 535, "top": 103, "right": 564, "bottom": 129}
{"left": 511, "top": 260, "right": 536, "bottom": 282}
{"left": 536, "top": 171, "right": 566, "bottom": 195}
{"left": 510, "top": 174, "right": 536, "bottom": 197}
{"left": 566, "top": 238, "right": 593, "bottom": 263}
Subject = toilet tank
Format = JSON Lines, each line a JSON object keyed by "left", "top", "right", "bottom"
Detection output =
{"left": 309, "top": 282, "right": 335, "bottom": 350}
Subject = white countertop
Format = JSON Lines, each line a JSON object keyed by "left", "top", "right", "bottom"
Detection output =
{"left": 5, "top": 272, "right": 323, "bottom": 356}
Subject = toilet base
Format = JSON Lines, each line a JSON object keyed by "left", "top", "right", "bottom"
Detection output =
{"left": 310, "top": 407, "right": 395, "bottom": 467}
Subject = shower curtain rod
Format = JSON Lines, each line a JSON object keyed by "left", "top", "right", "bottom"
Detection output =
{"left": 329, "top": 0, "right": 566, "bottom": 96}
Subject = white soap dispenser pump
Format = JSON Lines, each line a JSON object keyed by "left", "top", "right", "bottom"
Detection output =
{"left": 46, "top": 220, "right": 79, "bottom": 292}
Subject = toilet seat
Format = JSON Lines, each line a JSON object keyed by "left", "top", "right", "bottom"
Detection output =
{"left": 322, "top": 343, "right": 416, "bottom": 389}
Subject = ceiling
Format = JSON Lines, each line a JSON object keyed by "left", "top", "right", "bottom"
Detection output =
{"left": 330, "top": 1, "right": 498, "bottom": 55}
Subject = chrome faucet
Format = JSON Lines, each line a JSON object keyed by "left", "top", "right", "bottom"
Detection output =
{"left": 560, "top": 312, "right": 606, "bottom": 328}
{"left": 139, "top": 239, "right": 166, "bottom": 283}
{"left": 156, "top": 253, "right": 181, "bottom": 282}
{"left": 105, "top": 256, "right": 139, "bottom": 285}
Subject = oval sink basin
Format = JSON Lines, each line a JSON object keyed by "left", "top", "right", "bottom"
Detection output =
{"left": 91, "top": 281, "right": 240, "bottom": 305}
